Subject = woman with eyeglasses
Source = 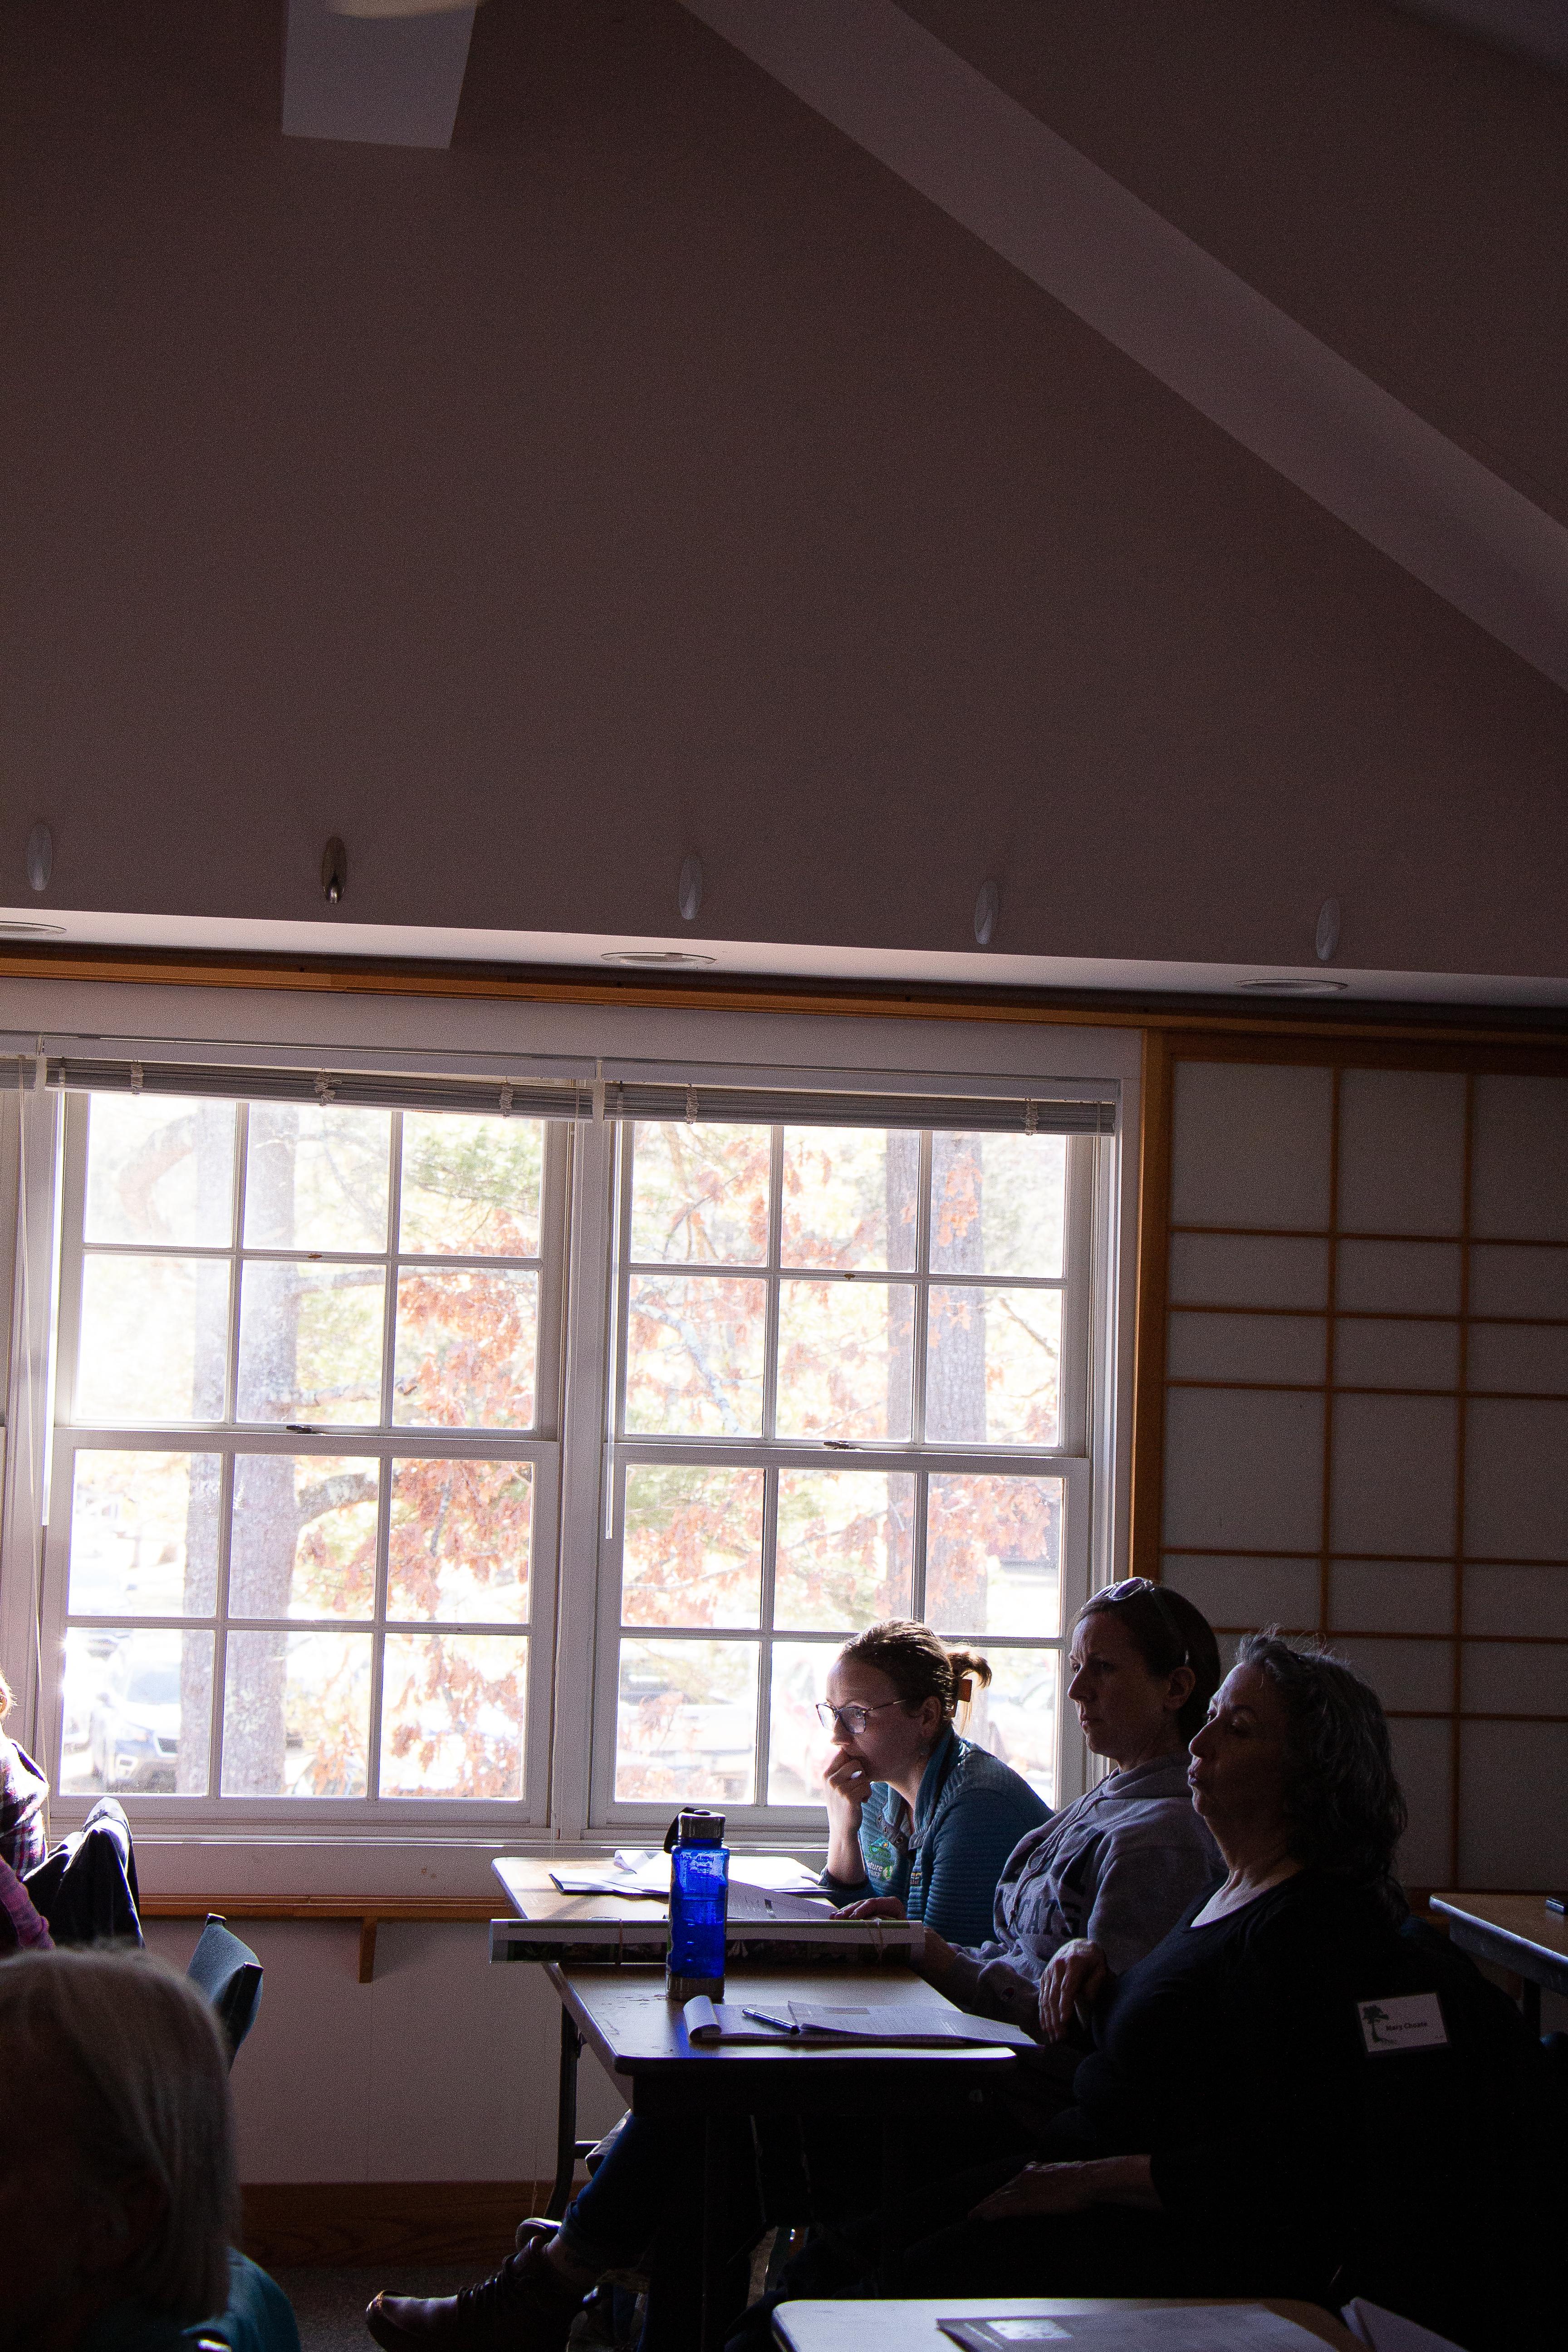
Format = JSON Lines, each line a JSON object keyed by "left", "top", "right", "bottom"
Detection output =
{"left": 816, "top": 1621, "right": 1051, "bottom": 1947}
{"left": 835, "top": 1583, "right": 1224, "bottom": 2065}
{"left": 368, "top": 1624, "right": 1051, "bottom": 2352}
{"left": 848, "top": 1641, "right": 1466, "bottom": 2320}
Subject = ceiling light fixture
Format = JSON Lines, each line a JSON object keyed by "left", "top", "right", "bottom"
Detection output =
{"left": 1237, "top": 976, "right": 1349, "bottom": 995}
{"left": 601, "top": 950, "right": 717, "bottom": 969}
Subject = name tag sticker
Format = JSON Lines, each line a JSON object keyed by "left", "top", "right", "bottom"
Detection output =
{"left": 1357, "top": 1991, "right": 1449, "bottom": 2054}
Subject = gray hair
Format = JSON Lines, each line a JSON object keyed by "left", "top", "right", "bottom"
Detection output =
{"left": 0, "top": 1946, "right": 237, "bottom": 2320}
{"left": 1235, "top": 1632, "right": 1408, "bottom": 1913}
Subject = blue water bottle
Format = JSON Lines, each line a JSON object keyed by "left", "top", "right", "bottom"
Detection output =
{"left": 664, "top": 1808, "right": 729, "bottom": 2000}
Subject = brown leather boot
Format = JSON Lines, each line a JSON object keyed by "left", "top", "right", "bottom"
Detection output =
{"left": 364, "top": 2229, "right": 588, "bottom": 2350}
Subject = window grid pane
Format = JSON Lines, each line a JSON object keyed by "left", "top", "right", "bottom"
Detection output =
{"left": 60, "top": 1094, "right": 549, "bottom": 1807}
{"left": 611, "top": 1122, "right": 1073, "bottom": 1811}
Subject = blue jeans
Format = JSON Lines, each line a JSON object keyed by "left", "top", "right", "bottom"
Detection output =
{"left": 558, "top": 2115, "right": 760, "bottom": 2352}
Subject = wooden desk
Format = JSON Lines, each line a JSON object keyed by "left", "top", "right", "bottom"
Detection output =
{"left": 547, "top": 1961, "right": 1017, "bottom": 2352}
{"left": 1430, "top": 1891, "right": 1568, "bottom": 2035}
{"left": 772, "top": 2299, "right": 1358, "bottom": 2349}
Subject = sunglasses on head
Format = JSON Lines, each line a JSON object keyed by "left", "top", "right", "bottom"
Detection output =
{"left": 1096, "top": 1577, "right": 1190, "bottom": 1665}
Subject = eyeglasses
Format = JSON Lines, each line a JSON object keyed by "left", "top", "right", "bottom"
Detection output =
{"left": 1094, "top": 1578, "right": 1190, "bottom": 1664}
{"left": 816, "top": 1700, "right": 902, "bottom": 1737}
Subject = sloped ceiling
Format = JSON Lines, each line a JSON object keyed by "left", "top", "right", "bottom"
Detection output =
{"left": 1394, "top": 0, "right": 1568, "bottom": 74}
{"left": 0, "top": 0, "right": 1564, "bottom": 998}
{"left": 680, "top": 0, "right": 1568, "bottom": 691}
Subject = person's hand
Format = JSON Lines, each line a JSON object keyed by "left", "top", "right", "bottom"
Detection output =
{"left": 821, "top": 1744, "right": 876, "bottom": 1885}
{"left": 1037, "top": 1938, "right": 1108, "bottom": 2041}
{"left": 911, "top": 1926, "right": 958, "bottom": 1984}
{"left": 821, "top": 1743, "right": 872, "bottom": 1827}
{"left": 829, "top": 1906, "right": 954, "bottom": 1985}
{"left": 970, "top": 2162, "right": 1099, "bottom": 2220}
{"left": 970, "top": 2155, "right": 1157, "bottom": 2221}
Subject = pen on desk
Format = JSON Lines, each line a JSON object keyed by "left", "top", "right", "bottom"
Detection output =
{"left": 742, "top": 2008, "right": 799, "bottom": 2033}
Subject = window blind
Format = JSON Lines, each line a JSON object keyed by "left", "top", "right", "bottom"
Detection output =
{"left": 32, "top": 1056, "right": 1117, "bottom": 1135}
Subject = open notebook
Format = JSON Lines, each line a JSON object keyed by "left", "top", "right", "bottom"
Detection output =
{"left": 544, "top": 1853, "right": 830, "bottom": 1906}
{"left": 681, "top": 1997, "right": 1037, "bottom": 2048}
{"left": 935, "top": 2315, "right": 1332, "bottom": 2349}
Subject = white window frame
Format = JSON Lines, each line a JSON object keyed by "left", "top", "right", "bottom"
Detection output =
{"left": 39, "top": 1089, "right": 569, "bottom": 1834}
{"left": 0, "top": 1009, "right": 1135, "bottom": 1881}
{"left": 585, "top": 1122, "right": 1099, "bottom": 1830}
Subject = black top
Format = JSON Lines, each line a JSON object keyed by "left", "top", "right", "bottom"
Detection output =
{"left": 1041, "top": 1868, "right": 1405, "bottom": 2283}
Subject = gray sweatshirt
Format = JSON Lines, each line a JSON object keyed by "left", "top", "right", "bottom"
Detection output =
{"left": 942, "top": 1751, "right": 1223, "bottom": 2035}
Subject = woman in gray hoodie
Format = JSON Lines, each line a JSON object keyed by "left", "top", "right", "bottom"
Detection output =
{"left": 843, "top": 1579, "right": 1225, "bottom": 2056}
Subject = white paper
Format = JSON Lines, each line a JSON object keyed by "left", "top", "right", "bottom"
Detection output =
{"left": 966, "top": 2314, "right": 1327, "bottom": 2349}
{"left": 1340, "top": 2300, "right": 1467, "bottom": 2352}
{"left": 548, "top": 1871, "right": 666, "bottom": 1898}
{"left": 779, "top": 2307, "right": 1330, "bottom": 2352}
{"left": 1356, "top": 1994, "right": 1449, "bottom": 2055}
{"left": 789, "top": 2000, "right": 1036, "bottom": 2047}
{"left": 681, "top": 1999, "right": 1032, "bottom": 2047}
{"left": 945, "top": 2305, "right": 1326, "bottom": 2342}
{"left": 730, "top": 1884, "right": 837, "bottom": 1922}
{"left": 544, "top": 1865, "right": 830, "bottom": 1916}
{"left": 610, "top": 1849, "right": 827, "bottom": 1898}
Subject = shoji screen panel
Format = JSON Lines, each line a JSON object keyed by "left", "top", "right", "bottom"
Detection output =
{"left": 1142, "top": 1041, "right": 1568, "bottom": 1893}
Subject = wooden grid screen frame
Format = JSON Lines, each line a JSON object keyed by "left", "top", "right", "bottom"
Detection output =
{"left": 1131, "top": 1032, "right": 1568, "bottom": 1894}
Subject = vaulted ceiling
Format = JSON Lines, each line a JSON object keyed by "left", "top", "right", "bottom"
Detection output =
{"left": 281, "top": 0, "right": 1568, "bottom": 695}
{"left": 2, "top": 1, "right": 1565, "bottom": 1001}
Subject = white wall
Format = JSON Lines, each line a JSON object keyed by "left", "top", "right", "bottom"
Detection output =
{"left": 144, "top": 1915, "right": 629, "bottom": 2185}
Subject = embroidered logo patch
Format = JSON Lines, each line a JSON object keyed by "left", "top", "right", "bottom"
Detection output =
{"left": 863, "top": 1834, "right": 900, "bottom": 1887}
{"left": 1357, "top": 1992, "right": 1449, "bottom": 2054}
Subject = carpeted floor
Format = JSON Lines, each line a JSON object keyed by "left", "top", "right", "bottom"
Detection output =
{"left": 272, "top": 2266, "right": 477, "bottom": 2352}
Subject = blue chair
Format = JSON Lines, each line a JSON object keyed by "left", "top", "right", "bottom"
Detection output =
{"left": 186, "top": 2251, "right": 301, "bottom": 2352}
{"left": 187, "top": 1914, "right": 263, "bottom": 2064}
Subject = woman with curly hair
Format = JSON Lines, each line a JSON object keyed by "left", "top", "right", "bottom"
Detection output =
{"left": 850, "top": 1635, "right": 1426, "bottom": 2307}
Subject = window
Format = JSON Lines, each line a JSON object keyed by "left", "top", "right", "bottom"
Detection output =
{"left": 596, "top": 1120, "right": 1097, "bottom": 1821}
{"left": 23, "top": 1054, "right": 1114, "bottom": 1843}
{"left": 48, "top": 1091, "right": 565, "bottom": 1817}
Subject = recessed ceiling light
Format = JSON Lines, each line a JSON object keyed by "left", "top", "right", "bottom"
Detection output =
{"left": 0, "top": 920, "right": 67, "bottom": 937}
{"left": 1237, "top": 976, "right": 1349, "bottom": 995}
{"left": 600, "top": 950, "right": 717, "bottom": 969}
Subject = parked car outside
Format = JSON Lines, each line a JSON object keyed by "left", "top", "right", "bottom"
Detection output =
{"left": 88, "top": 1655, "right": 181, "bottom": 1790}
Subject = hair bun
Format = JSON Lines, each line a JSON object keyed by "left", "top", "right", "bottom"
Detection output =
{"left": 835, "top": 1622, "right": 990, "bottom": 1717}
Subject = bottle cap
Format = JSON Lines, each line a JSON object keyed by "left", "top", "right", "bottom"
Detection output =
{"left": 664, "top": 1808, "right": 725, "bottom": 1851}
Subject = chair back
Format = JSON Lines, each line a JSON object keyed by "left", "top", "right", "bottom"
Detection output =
{"left": 1338, "top": 1919, "right": 1556, "bottom": 2352}
{"left": 187, "top": 1913, "right": 263, "bottom": 2063}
